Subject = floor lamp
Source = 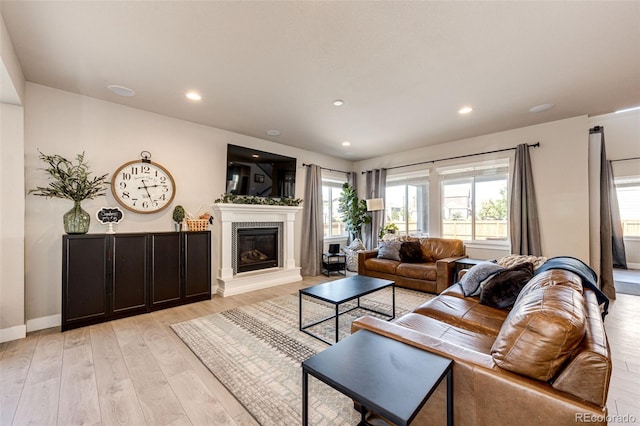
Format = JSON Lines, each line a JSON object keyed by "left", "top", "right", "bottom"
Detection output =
{"left": 366, "top": 198, "right": 384, "bottom": 247}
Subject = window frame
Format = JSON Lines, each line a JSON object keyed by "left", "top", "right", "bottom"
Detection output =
{"left": 385, "top": 170, "right": 429, "bottom": 236}
{"left": 322, "top": 173, "right": 349, "bottom": 239}
{"left": 438, "top": 160, "right": 510, "bottom": 244}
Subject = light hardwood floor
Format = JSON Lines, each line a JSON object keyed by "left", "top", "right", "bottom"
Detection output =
{"left": 1, "top": 276, "right": 639, "bottom": 426}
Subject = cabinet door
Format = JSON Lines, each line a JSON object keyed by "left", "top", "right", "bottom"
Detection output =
{"left": 183, "top": 231, "right": 211, "bottom": 302}
{"left": 62, "top": 235, "right": 108, "bottom": 331}
{"left": 111, "top": 234, "right": 148, "bottom": 316}
{"left": 149, "top": 233, "right": 181, "bottom": 310}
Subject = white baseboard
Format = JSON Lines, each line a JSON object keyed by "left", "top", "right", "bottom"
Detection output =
{"left": 625, "top": 262, "right": 640, "bottom": 270}
{"left": 0, "top": 324, "right": 27, "bottom": 343}
{"left": 26, "top": 314, "right": 61, "bottom": 333}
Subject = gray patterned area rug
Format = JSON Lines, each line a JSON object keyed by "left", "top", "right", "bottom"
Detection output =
{"left": 171, "top": 287, "right": 432, "bottom": 425}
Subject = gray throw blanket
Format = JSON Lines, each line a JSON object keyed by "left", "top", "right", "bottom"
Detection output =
{"left": 535, "top": 256, "right": 609, "bottom": 319}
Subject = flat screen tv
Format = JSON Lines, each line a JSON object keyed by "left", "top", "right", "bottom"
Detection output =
{"left": 226, "top": 144, "right": 297, "bottom": 198}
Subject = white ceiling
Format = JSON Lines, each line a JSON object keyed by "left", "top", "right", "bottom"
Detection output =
{"left": 2, "top": 1, "right": 639, "bottom": 161}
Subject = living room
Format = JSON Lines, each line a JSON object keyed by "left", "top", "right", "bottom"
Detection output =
{"left": 1, "top": 2, "right": 639, "bottom": 425}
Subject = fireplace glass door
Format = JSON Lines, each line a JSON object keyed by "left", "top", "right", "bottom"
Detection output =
{"left": 236, "top": 227, "right": 279, "bottom": 273}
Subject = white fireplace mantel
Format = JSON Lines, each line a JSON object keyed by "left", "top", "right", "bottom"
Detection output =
{"left": 211, "top": 203, "right": 302, "bottom": 296}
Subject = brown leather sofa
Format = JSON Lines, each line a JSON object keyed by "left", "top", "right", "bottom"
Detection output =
{"left": 358, "top": 237, "right": 466, "bottom": 294}
{"left": 352, "top": 269, "right": 611, "bottom": 426}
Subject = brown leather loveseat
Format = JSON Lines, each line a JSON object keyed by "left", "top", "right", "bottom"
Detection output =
{"left": 358, "top": 237, "right": 466, "bottom": 294}
{"left": 352, "top": 264, "right": 612, "bottom": 425}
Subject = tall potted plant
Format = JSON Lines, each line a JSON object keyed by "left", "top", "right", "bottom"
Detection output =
{"left": 30, "top": 151, "right": 109, "bottom": 234}
{"left": 337, "top": 182, "right": 370, "bottom": 240}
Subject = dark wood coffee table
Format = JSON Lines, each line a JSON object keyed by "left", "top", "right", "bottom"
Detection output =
{"left": 302, "top": 329, "right": 453, "bottom": 426}
{"left": 299, "top": 275, "right": 395, "bottom": 345}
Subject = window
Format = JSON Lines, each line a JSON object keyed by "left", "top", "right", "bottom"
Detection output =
{"left": 615, "top": 176, "right": 640, "bottom": 237}
{"left": 322, "top": 172, "right": 348, "bottom": 238}
{"left": 385, "top": 171, "right": 429, "bottom": 236}
{"left": 440, "top": 161, "right": 509, "bottom": 242}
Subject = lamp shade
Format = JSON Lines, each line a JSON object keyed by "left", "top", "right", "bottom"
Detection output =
{"left": 366, "top": 198, "right": 384, "bottom": 211}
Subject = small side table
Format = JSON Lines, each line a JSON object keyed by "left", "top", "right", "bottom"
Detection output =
{"left": 454, "top": 258, "right": 485, "bottom": 279}
{"left": 321, "top": 252, "right": 346, "bottom": 277}
{"left": 302, "top": 329, "right": 453, "bottom": 425}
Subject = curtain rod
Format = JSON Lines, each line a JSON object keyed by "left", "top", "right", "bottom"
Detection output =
{"left": 302, "top": 163, "right": 352, "bottom": 175}
{"left": 361, "top": 142, "right": 540, "bottom": 174}
{"left": 611, "top": 156, "right": 640, "bottom": 163}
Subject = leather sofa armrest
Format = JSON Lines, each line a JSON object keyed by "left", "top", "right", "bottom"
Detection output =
{"left": 436, "top": 256, "right": 466, "bottom": 294}
{"left": 358, "top": 249, "right": 378, "bottom": 274}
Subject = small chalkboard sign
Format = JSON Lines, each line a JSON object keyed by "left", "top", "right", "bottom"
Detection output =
{"left": 97, "top": 207, "right": 124, "bottom": 233}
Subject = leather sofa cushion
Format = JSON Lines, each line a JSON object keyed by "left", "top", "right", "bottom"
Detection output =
{"left": 517, "top": 269, "right": 583, "bottom": 302}
{"left": 396, "top": 263, "right": 437, "bottom": 281}
{"left": 364, "top": 257, "right": 400, "bottom": 274}
{"left": 394, "top": 313, "right": 496, "bottom": 354}
{"left": 491, "top": 283, "right": 586, "bottom": 381}
{"left": 413, "top": 295, "right": 507, "bottom": 336}
{"left": 419, "top": 237, "right": 465, "bottom": 262}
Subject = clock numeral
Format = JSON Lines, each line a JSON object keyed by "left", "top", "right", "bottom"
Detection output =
{"left": 142, "top": 201, "right": 149, "bottom": 209}
{"left": 121, "top": 172, "right": 131, "bottom": 181}
{"left": 162, "top": 186, "right": 169, "bottom": 193}
{"left": 142, "top": 165, "right": 151, "bottom": 174}
{"left": 119, "top": 182, "right": 127, "bottom": 189}
{"left": 121, "top": 191, "right": 130, "bottom": 199}
{"left": 159, "top": 176, "right": 166, "bottom": 182}
{"left": 131, "top": 198, "right": 138, "bottom": 206}
{"left": 130, "top": 166, "right": 138, "bottom": 175}
{"left": 159, "top": 194, "right": 166, "bottom": 201}
{"left": 152, "top": 200, "right": 159, "bottom": 207}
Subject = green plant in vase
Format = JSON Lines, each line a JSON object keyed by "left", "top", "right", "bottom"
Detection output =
{"left": 29, "top": 151, "right": 109, "bottom": 234}
{"left": 172, "top": 205, "right": 185, "bottom": 231}
{"left": 337, "top": 182, "right": 370, "bottom": 240}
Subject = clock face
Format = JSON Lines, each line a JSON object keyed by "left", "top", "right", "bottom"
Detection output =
{"left": 111, "top": 160, "right": 176, "bottom": 213}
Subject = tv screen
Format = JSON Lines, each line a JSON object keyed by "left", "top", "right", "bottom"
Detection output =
{"left": 226, "top": 144, "right": 297, "bottom": 198}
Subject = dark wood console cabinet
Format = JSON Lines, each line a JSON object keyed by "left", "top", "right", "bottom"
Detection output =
{"left": 62, "top": 231, "right": 211, "bottom": 331}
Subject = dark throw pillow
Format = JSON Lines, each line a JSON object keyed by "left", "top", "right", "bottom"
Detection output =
{"left": 458, "top": 262, "right": 504, "bottom": 297}
{"left": 399, "top": 241, "right": 425, "bottom": 263}
{"left": 479, "top": 262, "right": 535, "bottom": 309}
{"left": 377, "top": 240, "right": 402, "bottom": 261}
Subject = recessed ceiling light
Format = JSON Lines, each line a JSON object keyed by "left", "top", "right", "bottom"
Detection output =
{"left": 252, "top": 154, "right": 259, "bottom": 158}
{"left": 529, "top": 103, "right": 554, "bottom": 113}
{"left": 458, "top": 106, "right": 473, "bottom": 114}
{"left": 107, "top": 84, "right": 136, "bottom": 97}
{"left": 342, "top": 141, "right": 351, "bottom": 147}
{"left": 333, "top": 99, "right": 345, "bottom": 106}
{"left": 185, "top": 91, "right": 202, "bottom": 101}
{"left": 265, "top": 129, "right": 281, "bottom": 136}
{"left": 615, "top": 105, "right": 640, "bottom": 114}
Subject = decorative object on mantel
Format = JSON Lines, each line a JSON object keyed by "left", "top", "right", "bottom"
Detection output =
{"left": 172, "top": 205, "right": 185, "bottom": 231}
{"left": 96, "top": 207, "right": 124, "bottom": 234}
{"left": 214, "top": 193, "right": 303, "bottom": 206}
{"left": 111, "top": 151, "right": 176, "bottom": 214}
{"left": 337, "top": 182, "right": 370, "bottom": 240}
{"left": 29, "top": 151, "right": 109, "bottom": 234}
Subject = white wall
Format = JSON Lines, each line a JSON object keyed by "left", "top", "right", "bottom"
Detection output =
{"left": 354, "top": 116, "right": 591, "bottom": 262}
{"left": 0, "top": 10, "right": 26, "bottom": 342}
{"left": 589, "top": 110, "right": 640, "bottom": 268}
{"left": 23, "top": 83, "right": 353, "bottom": 328}
{"left": 0, "top": 103, "right": 25, "bottom": 342}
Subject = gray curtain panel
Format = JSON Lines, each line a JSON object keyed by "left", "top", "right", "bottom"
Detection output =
{"left": 364, "top": 169, "right": 386, "bottom": 250}
{"left": 300, "top": 164, "right": 324, "bottom": 276}
{"left": 594, "top": 127, "right": 623, "bottom": 300}
{"left": 509, "top": 143, "right": 542, "bottom": 256}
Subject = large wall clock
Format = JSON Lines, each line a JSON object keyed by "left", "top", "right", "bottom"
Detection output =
{"left": 111, "top": 151, "right": 176, "bottom": 214}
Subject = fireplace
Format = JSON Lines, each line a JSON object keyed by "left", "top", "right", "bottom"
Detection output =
{"left": 236, "top": 227, "right": 278, "bottom": 273}
{"left": 212, "top": 203, "right": 302, "bottom": 297}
